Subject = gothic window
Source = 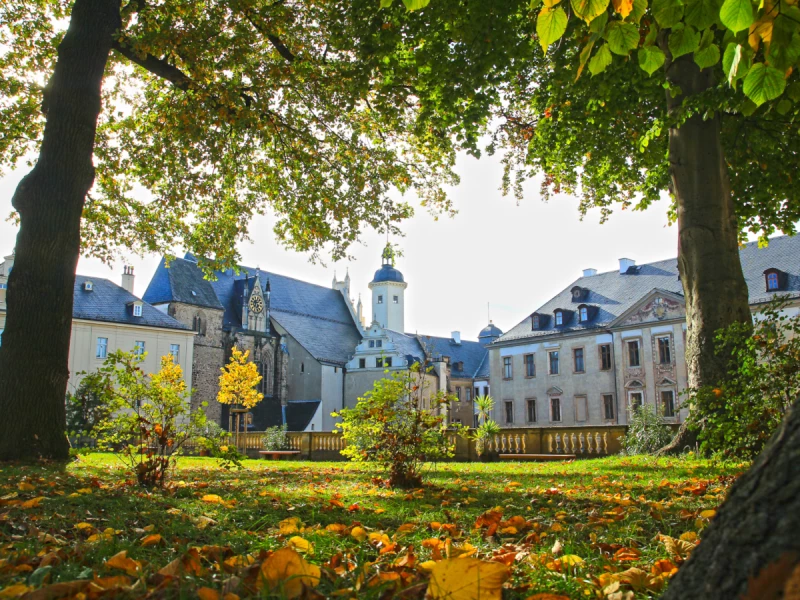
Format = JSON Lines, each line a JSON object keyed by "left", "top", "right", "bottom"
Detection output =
{"left": 579, "top": 306, "right": 588, "bottom": 322}
{"left": 767, "top": 271, "right": 779, "bottom": 290}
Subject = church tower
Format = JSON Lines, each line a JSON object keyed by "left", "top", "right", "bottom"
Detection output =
{"left": 368, "top": 244, "right": 407, "bottom": 332}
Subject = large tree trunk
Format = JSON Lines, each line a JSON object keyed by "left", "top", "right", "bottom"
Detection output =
{"left": 662, "top": 396, "right": 800, "bottom": 599}
{"left": 658, "top": 42, "right": 752, "bottom": 453}
{"left": 0, "top": 0, "right": 120, "bottom": 461}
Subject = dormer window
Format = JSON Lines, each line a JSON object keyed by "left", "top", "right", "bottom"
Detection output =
{"left": 579, "top": 306, "right": 588, "bottom": 322}
{"left": 133, "top": 303, "right": 143, "bottom": 317}
{"left": 83, "top": 281, "right": 93, "bottom": 291}
{"left": 577, "top": 304, "right": 595, "bottom": 323}
{"left": 531, "top": 312, "right": 550, "bottom": 330}
{"left": 570, "top": 286, "right": 588, "bottom": 302}
{"left": 555, "top": 311, "right": 563, "bottom": 326}
{"left": 532, "top": 315, "right": 540, "bottom": 329}
{"left": 764, "top": 268, "right": 785, "bottom": 291}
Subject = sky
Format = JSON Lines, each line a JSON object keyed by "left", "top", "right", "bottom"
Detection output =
{"left": 0, "top": 151, "right": 678, "bottom": 341}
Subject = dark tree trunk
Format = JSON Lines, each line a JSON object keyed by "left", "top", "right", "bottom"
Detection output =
{"left": 0, "top": 0, "right": 120, "bottom": 461}
{"left": 662, "top": 397, "right": 800, "bottom": 599}
{"left": 658, "top": 40, "right": 752, "bottom": 453}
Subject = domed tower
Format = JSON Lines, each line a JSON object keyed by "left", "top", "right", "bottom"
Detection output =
{"left": 368, "top": 244, "right": 407, "bottom": 332}
{"left": 478, "top": 321, "right": 503, "bottom": 346}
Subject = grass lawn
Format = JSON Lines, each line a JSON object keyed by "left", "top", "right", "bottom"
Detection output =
{"left": 0, "top": 454, "right": 745, "bottom": 599}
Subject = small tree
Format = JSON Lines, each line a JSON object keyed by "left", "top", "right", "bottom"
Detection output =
{"left": 688, "top": 297, "right": 800, "bottom": 458}
{"left": 217, "top": 347, "right": 263, "bottom": 410}
{"left": 469, "top": 395, "right": 501, "bottom": 458}
{"left": 621, "top": 404, "right": 673, "bottom": 455}
{"left": 66, "top": 377, "right": 112, "bottom": 438}
{"left": 89, "top": 350, "right": 207, "bottom": 487}
{"left": 334, "top": 362, "right": 455, "bottom": 488}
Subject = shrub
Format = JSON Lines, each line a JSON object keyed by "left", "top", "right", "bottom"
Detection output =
{"left": 334, "top": 362, "right": 456, "bottom": 488}
{"left": 468, "top": 395, "right": 501, "bottom": 458}
{"left": 86, "top": 350, "right": 207, "bottom": 487}
{"left": 262, "top": 424, "right": 289, "bottom": 451}
{"left": 621, "top": 404, "right": 672, "bottom": 455}
{"left": 688, "top": 297, "right": 800, "bottom": 458}
{"left": 66, "top": 377, "right": 112, "bottom": 439}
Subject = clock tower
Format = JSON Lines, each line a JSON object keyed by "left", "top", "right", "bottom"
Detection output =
{"left": 243, "top": 273, "right": 270, "bottom": 333}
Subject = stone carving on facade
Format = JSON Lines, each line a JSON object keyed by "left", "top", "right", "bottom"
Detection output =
{"left": 623, "top": 295, "right": 684, "bottom": 325}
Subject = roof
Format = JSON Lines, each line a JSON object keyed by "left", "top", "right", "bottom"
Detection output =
{"left": 73, "top": 276, "right": 190, "bottom": 331}
{"left": 144, "top": 255, "right": 361, "bottom": 365}
{"left": 497, "top": 235, "right": 800, "bottom": 344}
{"left": 385, "top": 330, "right": 426, "bottom": 366}
{"left": 285, "top": 400, "right": 321, "bottom": 431}
{"left": 249, "top": 399, "right": 320, "bottom": 432}
{"left": 371, "top": 264, "right": 405, "bottom": 283}
{"left": 478, "top": 322, "right": 503, "bottom": 344}
{"left": 417, "top": 333, "right": 490, "bottom": 379}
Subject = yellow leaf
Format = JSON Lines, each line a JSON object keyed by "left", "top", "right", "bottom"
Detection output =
{"left": 106, "top": 551, "right": 142, "bottom": 576}
{"left": 351, "top": 527, "right": 367, "bottom": 542}
{"left": 17, "top": 483, "right": 35, "bottom": 492}
{"left": 560, "top": 555, "right": 584, "bottom": 566}
{"left": 259, "top": 548, "right": 320, "bottom": 599}
{"left": 75, "top": 522, "right": 95, "bottom": 531}
{"left": 0, "top": 584, "right": 32, "bottom": 598}
{"left": 195, "top": 516, "right": 217, "bottom": 530}
{"left": 699, "top": 509, "right": 717, "bottom": 519}
{"left": 419, "top": 560, "right": 438, "bottom": 571}
{"left": 279, "top": 517, "right": 302, "bottom": 535}
{"left": 21, "top": 497, "right": 45, "bottom": 509}
{"left": 288, "top": 536, "right": 314, "bottom": 555}
{"left": 202, "top": 494, "right": 224, "bottom": 504}
{"left": 525, "top": 594, "right": 571, "bottom": 600}
{"left": 679, "top": 531, "right": 698, "bottom": 542}
{"left": 612, "top": 0, "right": 634, "bottom": 17}
{"left": 141, "top": 534, "right": 163, "bottom": 547}
{"left": 197, "top": 587, "right": 221, "bottom": 600}
{"left": 396, "top": 523, "right": 417, "bottom": 534}
{"left": 427, "top": 558, "right": 510, "bottom": 600}
{"left": 77, "top": 488, "right": 93, "bottom": 494}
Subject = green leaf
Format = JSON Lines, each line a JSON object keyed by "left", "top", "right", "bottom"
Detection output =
{"left": 652, "top": 0, "right": 685, "bottom": 27}
{"left": 380, "top": 0, "right": 393, "bottom": 7}
{"left": 743, "top": 62, "right": 787, "bottom": 105}
{"left": 776, "top": 98, "right": 793, "bottom": 114}
{"left": 787, "top": 81, "right": 800, "bottom": 102}
{"left": 638, "top": 45, "right": 666, "bottom": 74}
{"left": 589, "top": 43, "right": 614, "bottom": 74}
{"left": 401, "top": 0, "right": 430, "bottom": 10}
{"left": 537, "top": 7, "right": 569, "bottom": 51}
{"left": 669, "top": 24, "right": 701, "bottom": 57}
{"left": 768, "top": 31, "right": 800, "bottom": 72}
{"left": 589, "top": 11, "right": 610, "bottom": 32}
{"left": 719, "top": 0, "right": 754, "bottom": 33}
{"left": 576, "top": 39, "right": 598, "bottom": 79}
{"left": 723, "top": 42, "right": 751, "bottom": 87}
{"left": 644, "top": 22, "right": 660, "bottom": 45}
{"left": 694, "top": 43, "right": 721, "bottom": 68}
{"left": 684, "top": 0, "right": 722, "bottom": 30}
{"left": 571, "top": 0, "right": 611, "bottom": 23}
{"left": 605, "top": 21, "right": 641, "bottom": 54}
{"left": 630, "top": 0, "right": 649, "bottom": 22}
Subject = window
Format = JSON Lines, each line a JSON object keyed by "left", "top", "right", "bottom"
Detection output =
{"left": 133, "top": 304, "right": 143, "bottom": 317}
{"left": 524, "top": 354, "right": 536, "bottom": 377}
{"left": 134, "top": 341, "right": 145, "bottom": 356}
{"left": 600, "top": 344, "right": 612, "bottom": 371}
{"left": 573, "top": 347, "right": 585, "bottom": 373}
{"left": 466, "top": 388, "right": 472, "bottom": 402}
{"left": 301, "top": 362, "right": 305, "bottom": 372}
{"left": 505, "top": 401, "right": 514, "bottom": 424}
{"left": 376, "top": 357, "right": 383, "bottom": 368}
{"left": 657, "top": 336, "right": 671, "bottom": 364}
{"left": 393, "top": 295, "right": 399, "bottom": 304}
{"left": 96, "top": 337, "right": 108, "bottom": 359}
{"left": 359, "top": 358, "right": 366, "bottom": 369}
{"left": 629, "top": 391, "right": 643, "bottom": 412}
{"left": 170, "top": 344, "right": 180, "bottom": 364}
{"left": 661, "top": 390, "right": 676, "bottom": 417}
{"left": 455, "top": 386, "right": 462, "bottom": 401}
{"left": 475, "top": 387, "right": 480, "bottom": 399}
{"left": 579, "top": 306, "right": 588, "bottom": 322}
{"left": 603, "top": 394, "right": 615, "bottom": 420}
{"left": 767, "top": 271, "right": 780, "bottom": 290}
{"left": 527, "top": 398, "right": 537, "bottom": 422}
{"left": 384, "top": 357, "right": 392, "bottom": 367}
{"left": 627, "top": 340, "right": 640, "bottom": 367}
{"left": 532, "top": 314, "right": 540, "bottom": 329}
{"left": 549, "top": 350, "right": 559, "bottom": 375}
{"left": 369, "top": 340, "right": 375, "bottom": 348}
{"left": 377, "top": 295, "right": 384, "bottom": 304}
{"left": 503, "top": 356, "right": 513, "bottom": 379}
{"left": 575, "top": 395, "right": 588, "bottom": 421}
{"left": 555, "top": 311, "right": 563, "bottom": 326}
{"left": 376, "top": 340, "right": 382, "bottom": 348}
{"left": 473, "top": 414, "right": 480, "bottom": 428}
{"left": 550, "top": 397, "right": 562, "bottom": 422}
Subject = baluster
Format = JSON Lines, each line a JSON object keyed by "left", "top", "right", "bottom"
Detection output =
{"left": 595, "top": 433, "right": 602, "bottom": 454}
{"left": 555, "top": 433, "right": 561, "bottom": 454}
{"left": 587, "top": 433, "right": 594, "bottom": 453}
{"left": 521, "top": 435, "right": 527, "bottom": 452}
{"left": 515, "top": 434, "right": 521, "bottom": 453}
{"left": 569, "top": 433, "right": 576, "bottom": 453}
{"left": 579, "top": 433, "right": 584, "bottom": 454}
{"left": 546, "top": 434, "right": 553, "bottom": 453}
{"left": 602, "top": 432, "right": 609, "bottom": 454}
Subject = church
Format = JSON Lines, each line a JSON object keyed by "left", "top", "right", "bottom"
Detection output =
{"left": 142, "top": 246, "right": 497, "bottom": 431}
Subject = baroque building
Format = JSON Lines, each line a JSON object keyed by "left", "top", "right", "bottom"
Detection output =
{"left": 489, "top": 235, "right": 800, "bottom": 429}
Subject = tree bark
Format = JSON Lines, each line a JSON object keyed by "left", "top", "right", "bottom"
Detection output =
{"left": 657, "top": 41, "right": 752, "bottom": 453}
{"left": 662, "top": 396, "right": 800, "bottom": 600}
{"left": 0, "top": 0, "right": 120, "bottom": 461}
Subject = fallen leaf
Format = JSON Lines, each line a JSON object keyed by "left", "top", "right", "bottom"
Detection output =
{"left": 141, "top": 534, "right": 163, "bottom": 547}
{"left": 202, "top": 494, "right": 224, "bottom": 504}
{"left": 106, "top": 551, "right": 141, "bottom": 576}
{"left": 259, "top": 548, "right": 320, "bottom": 599}
{"left": 288, "top": 536, "right": 314, "bottom": 555}
{"left": 350, "top": 527, "right": 367, "bottom": 542}
{"left": 428, "top": 558, "right": 510, "bottom": 600}
{"left": 197, "top": 587, "right": 221, "bottom": 600}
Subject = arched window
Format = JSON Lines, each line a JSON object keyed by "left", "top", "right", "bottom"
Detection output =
{"left": 579, "top": 306, "right": 588, "bottom": 322}
{"left": 767, "top": 272, "right": 779, "bottom": 290}
{"left": 555, "top": 311, "right": 563, "bottom": 326}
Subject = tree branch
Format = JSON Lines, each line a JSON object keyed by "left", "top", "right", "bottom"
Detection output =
{"left": 111, "top": 40, "right": 193, "bottom": 91}
{"left": 267, "top": 34, "right": 296, "bottom": 63}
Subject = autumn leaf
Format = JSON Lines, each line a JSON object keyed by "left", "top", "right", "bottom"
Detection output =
{"left": 17, "top": 482, "right": 35, "bottom": 492}
{"left": 427, "top": 558, "right": 510, "bottom": 600}
{"left": 197, "top": 587, "right": 221, "bottom": 600}
{"left": 141, "top": 533, "right": 163, "bottom": 547}
{"left": 350, "top": 527, "right": 367, "bottom": 542}
{"left": 106, "top": 550, "right": 142, "bottom": 576}
{"left": 259, "top": 548, "right": 321, "bottom": 599}
{"left": 21, "top": 496, "right": 46, "bottom": 509}
{"left": 288, "top": 536, "right": 314, "bottom": 555}
{"left": 202, "top": 494, "right": 224, "bottom": 504}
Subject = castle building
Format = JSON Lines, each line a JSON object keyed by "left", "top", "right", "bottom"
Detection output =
{"left": 489, "top": 235, "right": 800, "bottom": 430}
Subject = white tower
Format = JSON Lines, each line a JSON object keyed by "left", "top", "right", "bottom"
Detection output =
{"left": 368, "top": 244, "right": 407, "bottom": 332}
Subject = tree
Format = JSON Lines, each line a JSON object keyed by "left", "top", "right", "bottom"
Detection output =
{"left": 468, "top": 394, "right": 500, "bottom": 458}
{"left": 0, "top": 0, "right": 458, "bottom": 460}
{"left": 217, "top": 347, "right": 264, "bottom": 410}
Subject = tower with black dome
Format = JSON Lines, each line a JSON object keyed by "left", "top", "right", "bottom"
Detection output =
{"left": 368, "top": 243, "right": 407, "bottom": 332}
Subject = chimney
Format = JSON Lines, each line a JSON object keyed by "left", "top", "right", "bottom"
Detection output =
{"left": 582, "top": 268, "right": 597, "bottom": 277}
{"left": 451, "top": 331, "right": 461, "bottom": 345}
{"left": 121, "top": 265, "right": 135, "bottom": 294}
{"left": 619, "top": 258, "right": 636, "bottom": 274}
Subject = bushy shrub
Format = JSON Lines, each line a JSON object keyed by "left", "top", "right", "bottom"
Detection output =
{"left": 688, "top": 298, "right": 800, "bottom": 458}
{"left": 334, "top": 362, "right": 456, "bottom": 488}
{"left": 621, "top": 404, "right": 672, "bottom": 455}
{"left": 66, "top": 378, "right": 112, "bottom": 439}
{"left": 85, "top": 350, "right": 207, "bottom": 487}
{"left": 262, "top": 424, "right": 289, "bottom": 451}
{"left": 468, "top": 395, "right": 501, "bottom": 458}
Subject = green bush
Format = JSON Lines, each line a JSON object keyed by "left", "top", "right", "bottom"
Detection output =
{"left": 262, "top": 424, "right": 289, "bottom": 451}
{"left": 621, "top": 404, "right": 672, "bottom": 455}
{"left": 334, "top": 362, "right": 457, "bottom": 488}
{"left": 688, "top": 298, "right": 800, "bottom": 458}
{"left": 66, "top": 378, "right": 112, "bottom": 438}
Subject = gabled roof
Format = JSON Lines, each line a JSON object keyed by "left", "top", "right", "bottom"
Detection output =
{"left": 143, "top": 257, "right": 223, "bottom": 310}
{"left": 417, "top": 334, "right": 489, "bottom": 379}
{"left": 74, "top": 276, "right": 189, "bottom": 331}
{"left": 497, "top": 235, "right": 800, "bottom": 345}
{"left": 384, "top": 330, "right": 427, "bottom": 366}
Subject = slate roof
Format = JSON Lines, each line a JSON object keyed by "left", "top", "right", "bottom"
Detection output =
{"left": 497, "top": 235, "right": 800, "bottom": 345}
{"left": 143, "top": 255, "right": 361, "bottom": 365}
{"left": 285, "top": 400, "right": 322, "bottom": 431}
{"left": 385, "top": 330, "right": 427, "bottom": 367}
{"left": 73, "top": 276, "right": 189, "bottom": 331}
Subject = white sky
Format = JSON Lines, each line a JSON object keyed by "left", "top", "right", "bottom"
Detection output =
{"left": 0, "top": 150, "right": 679, "bottom": 340}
